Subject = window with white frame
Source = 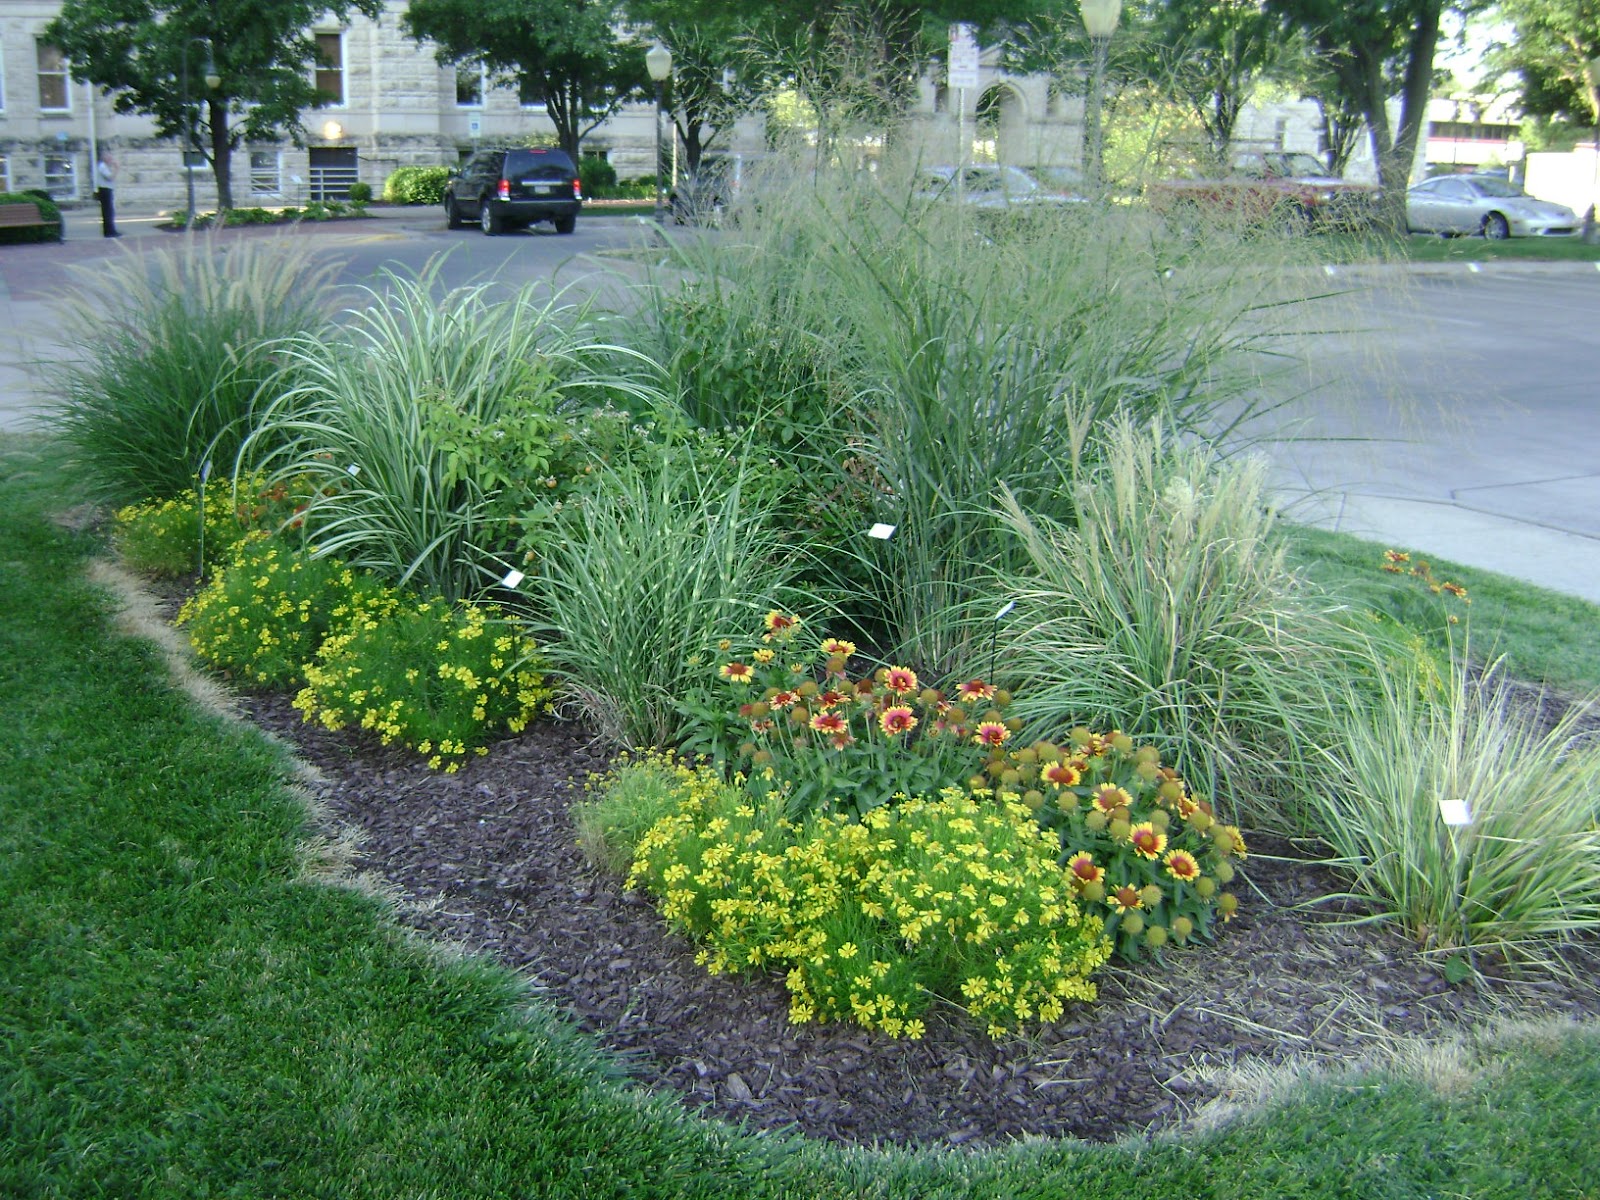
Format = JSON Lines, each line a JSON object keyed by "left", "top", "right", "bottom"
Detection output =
{"left": 456, "top": 63, "right": 486, "bottom": 107}
{"left": 518, "top": 76, "right": 541, "bottom": 109}
{"left": 314, "top": 32, "right": 344, "bottom": 106}
{"left": 41, "top": 153, "right": 77, "bottom": 198}
{"left": 37, "top": 42, "right": 70, "bottom": 112}
{"left": 0, "top": 156, "right": 11, "bottom": 192}
{"left": 249, "top": 149, "right": 282, "bottom": 196}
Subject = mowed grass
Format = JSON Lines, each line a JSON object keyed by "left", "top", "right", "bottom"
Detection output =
{"left": 1323, "top": 230, "right": 1600, "bottom": 264}
{"left": 4, "top": 432, "right": 1600, "bottom": 1199}
{"left": 1284, "top": 522, "right": 1600, "bottom": 694}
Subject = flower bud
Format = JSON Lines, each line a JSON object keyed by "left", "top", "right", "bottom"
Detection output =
{"left": 1148, "top": 808, "right": 1171, "bottom": 831}
{"left": 993, "top": 689, "right": 1012, "bottom": 707}
{"left": 1121, "top": 912, "right": 1145, "bottom": 936}
{"left": 1069, "top": 726, "right": 1093, "bottom": 748}
{"left": 1195, "top": 876, "right": 1217, "bottom": 898}
{"left": 1014, "top": 747, "right": 1037, "bottom": 765}
{"left": 1135, "top": 745, "right": 1161, "bottom": 764}
{"left": 1023, "top": 789, "right": 1045, "bottom": 811}
{"left": 738, "top": 741, "right": 757, "bottom": 759}
{"left": 1136, "top": 761, "right": 1160, "bottom": 782}
{"left": 1081, "top": 880, "right": 1105, "bottom": 902}
{"left": 1085, "top": 810, "right": 1108, "bottom": 832}
{"left": 1144, "top": 925, "right": 1168, "bottom": 949}
{"left": 1215, "top": 860, "right": 1235, "bottom": 884}
{"left": 919, "top": 688, "right": 942, "bottom": 708}
{"left": 797, "top": 680, "right": 819, "bottom": 698}
{"left": 1140, "top": 885, "right": 1163, "bottom": 908}
{"left": 1189, "top": 810, "right": 1213, "bottom": 833}
{"left": 1158, "top": 780, "right": 1184, "bottom": 804}
{"left": 1111, "top": 733, "right": 1134, "bottom": 753}
{"left": 1218, "top": 892, "right": 1239, "bottom": 918}
{"left": 1109, "top": 818, "right": 1132, "bottom": 842}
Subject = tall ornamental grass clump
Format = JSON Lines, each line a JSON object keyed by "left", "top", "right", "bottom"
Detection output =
{"left": 52, "top": 235, "right": 337, "bottom": 505}
{"left": 990, "top": 420, "right": 1346, "bottom": 828}
{"left": 522, "top": 447, "right": 810, "bottom": 750}
{"left": 1310, "top": 654, "right": 1600, "bottom": 966}
{"left": 631, "top": 156, "right": 1335, "bottom": 671}
{"left": 239, "top": 264, "right": 663, "bottom": 601}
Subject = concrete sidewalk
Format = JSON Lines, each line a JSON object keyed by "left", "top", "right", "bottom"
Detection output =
{"left": 4, "top": 204, "right": 1599, "bottom": 608}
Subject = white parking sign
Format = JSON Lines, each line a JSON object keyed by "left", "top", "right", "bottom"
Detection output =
{"left": 948, "top": 23, "right": 980, "bottom": 89}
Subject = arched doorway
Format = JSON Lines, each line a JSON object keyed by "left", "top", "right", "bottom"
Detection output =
{"left": 975, "top": 84, "right": 1027, "bottom": 164}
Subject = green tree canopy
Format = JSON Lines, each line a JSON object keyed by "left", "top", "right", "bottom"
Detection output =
{"left": 1484, "top": 0, "right": 1600, "bottom": 131}
{"left": 45, "top": 0, "right": 382, "bottom": 211}
{"left": 402, "top": 0, "right": 645, "bottom": 161}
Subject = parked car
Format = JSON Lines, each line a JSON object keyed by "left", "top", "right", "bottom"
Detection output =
{"left": 915, "top": 164, "right": 1087, "bottom": 209}
{"left": 1148, "top": 151, "right": 1380, "bottom": 230}
{"left": 1405, "top": 174, "right": 1580, "bottom": 239}
{"left": 443, "top": 147, "right": 582, "bottom": 235}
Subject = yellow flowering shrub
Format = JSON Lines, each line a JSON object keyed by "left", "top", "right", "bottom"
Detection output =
{"left": 113, "top": 472, "right": 303, "bottom": 578}
{"left": 293, "top": 597, "right": 553, "bottom": 771}
{"left": 177, "top": 535, "right": 401, "bottom": 687}
{"left": 619, "top": 758, "right": 1110, "bottom": 1039}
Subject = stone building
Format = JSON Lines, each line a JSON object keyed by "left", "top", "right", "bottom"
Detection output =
{"left": 3, "top": 2, "right": 1402, "bottom": 215}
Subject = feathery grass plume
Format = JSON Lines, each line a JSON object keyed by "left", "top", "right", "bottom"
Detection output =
{"left": 1310, "top": 653, "right": 1600, "bottom": 967}
{"left": 237, "top": 258, "right": 664, "bottom": 601}
{"left": 988, "top": 417, "right": 1349, "bottom": 827}
{"left": 51, "top": 233, "right": 336, "bottom": 506}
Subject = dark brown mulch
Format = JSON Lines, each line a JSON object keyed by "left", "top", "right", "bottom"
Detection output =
{"left": 225, "top": 686, "right": 1600, "bottom": 1151}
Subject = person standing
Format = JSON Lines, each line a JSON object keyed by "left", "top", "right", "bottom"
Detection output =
{"left": 94, "top": 151, "right": 119, "bottom": 238}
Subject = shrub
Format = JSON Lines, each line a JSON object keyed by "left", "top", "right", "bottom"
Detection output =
{"left": 0, "top": 191, "right": 61, "bottom": 244}
{"left": 680, "top": 611, "right": 1018, "bottom": 820}
{"left": 579, "top": 156, "right": 617, "bottom": 196}
{"left": 177, "top": 536, "right": 401, "bottom": 688}
{"left": 1309, "top": 653, "right": 1600, "bottom": 969}
{"left": 348, "top": 181, "right": 373, "bottom": 205}
{"left": 383, "top": 166, "right": 451, "bottom": 206}
{"left": 111, "top": 472, "right": 306, "bottom": 577}
{"left": 615, "top": 757, "right": 1110, "bottom": 1038}
{"left": 681, "top": 612, "right": 1244, "bottom": 958}
{"left": 51, "top": 235, "right": 337, "bottom": 507}
{"left": 294, "top": 596, "right": 553, "bottom": 771}
{"left": 991, "top": 419, "right": 1348, "bottom": 829}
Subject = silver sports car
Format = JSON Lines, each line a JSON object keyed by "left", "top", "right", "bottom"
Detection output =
{"left": 1406, "top": 174, "right": 1580, "bottom": 239}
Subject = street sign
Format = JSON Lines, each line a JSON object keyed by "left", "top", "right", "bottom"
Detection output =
{"left": 468, "top": 113, "right": 482, "bottom": 139}
{"left": 948, "top": 23, "right": 980, "bottom": 90}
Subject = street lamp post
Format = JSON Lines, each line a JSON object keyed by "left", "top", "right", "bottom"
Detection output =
{"left": 645, "top": 43, "right": 672, "bottom": 222}
{"left": 1079, "top": 0, "right": 1122, "bottom": 192}
{"left": 179, "top": 38, "right": 220, "bottom": 229}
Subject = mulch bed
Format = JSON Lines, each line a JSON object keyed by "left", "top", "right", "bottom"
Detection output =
{"left": 223, "top": 684, "right": 1600, "bottom": 1150}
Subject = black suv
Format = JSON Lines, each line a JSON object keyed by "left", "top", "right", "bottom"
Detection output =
{"left": 443, "top": 147, "right": 582, "bottom": 235}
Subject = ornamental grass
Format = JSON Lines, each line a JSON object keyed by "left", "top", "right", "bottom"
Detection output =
{"left": 1309, "top": 652, "right": 1600, "bottom": 967}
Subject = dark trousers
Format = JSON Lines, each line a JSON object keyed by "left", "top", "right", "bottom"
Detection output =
{"left": 97, "top": 188, "right": 117, "bottom": 237}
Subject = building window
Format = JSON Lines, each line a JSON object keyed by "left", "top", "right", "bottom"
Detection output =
{"left": 249, "top": 149, "right": 282, "bottom": 196}
{"left": 456, "top": 63, "right": 486, "bottom": 107}
{"left": 42, "top": 153, "right": 77, "bottom": 198}
{"left": 0, "top": 156, "right": 11, "bottom": 191}
{"left": 38, "top": 42, "right": 70, "bottom": 112}
{"left": 1, "top": 39, "right": 8, "bottom": 113}
{"left": 519, "top": 76, "right": 541, "bottom": 109}
{"left": 315, "top": 32, "right": 344, "bottom": 106}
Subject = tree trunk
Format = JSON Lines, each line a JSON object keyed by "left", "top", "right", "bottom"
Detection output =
{"left": 208, "top": 98, "right": 234, "bottom": 211}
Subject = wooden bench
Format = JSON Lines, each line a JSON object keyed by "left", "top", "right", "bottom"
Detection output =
{"left": 0, "top": 201, "right": 64, "bottom": 242}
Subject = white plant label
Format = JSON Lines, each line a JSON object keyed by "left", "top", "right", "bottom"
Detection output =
{"left": 1438, "top": 798, "right": 1472, "bottom": 827}
{"left": 501, "top": 569, "right": 525, "bottom": 590}
{"left": 868, "top": 523, "right": 897, "bottom": 540}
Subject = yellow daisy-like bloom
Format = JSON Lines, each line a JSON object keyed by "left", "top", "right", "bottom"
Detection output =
{"left": 1066, "top": 851, "right": 1104, "bottom": 887}
{"left": 1108, "top": 883, "right": 1143, "bottom": 913}
{"left": 810, "top": 711, "right": 848, "bottom": 736}
{"left": 1129, "top": 822, "right": 1167, "bottom": 860}
{"left": 879, "top": 705, "right": 918, "bottom": 736}
{"left": 1041, "top": 761, "right": 1082, "bottom": 788}
{"left": 763, "top": 611, "right": 801, "bottom": 642}
{"left": 820, "top": 637, "right": 857, "bottom": 658}
{"left": 956, "top": 678, "right": 995, "bottom": 702}
{"left": 752, "top": 647, "right": 776, "bottom": 665}
{"left": 1091, "top": 783, "right": 1132, "bottom": 814}
{"left": 1163, "top": 849, "right": 1201, "bottom": 883}
{"left": 973, "top": 720, "right": 1010, "bottom": 748}
{"left": 883, "top": 665, "right": 919, "bottom": 695}
{"left": 719, "top": 661, "right": 754, "bottom": 684}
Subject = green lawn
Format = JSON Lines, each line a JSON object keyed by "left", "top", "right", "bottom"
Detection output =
{"left": 1324, "top": 230, "right": 1600, "bottom": 264}
{"left": 4, "top": 433, "right": 1598, "bottom": 1199}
